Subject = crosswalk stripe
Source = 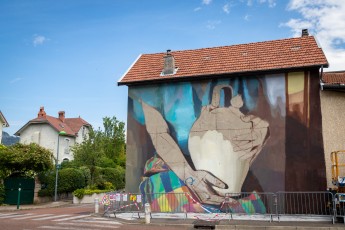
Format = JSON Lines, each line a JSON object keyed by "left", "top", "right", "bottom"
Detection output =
{"left": 73, "top": 219, "right": 122, "bottom": 225}
{"left": 0, "top": 213, "right": 22, "bottom": 218}
{"left": 38, "top": 226, "right": 90, "bottom": 230}
{"left": 13, "top": 214, "right": 53, "bottom": 220}
{"left": 52, "top": 214, "right": 90, "bottom": 222}
{"left": 32, "top": 214, "right": 71, "bottom": 220}
{"left": 58, "top": 222, "right": 120, "bottom": 229}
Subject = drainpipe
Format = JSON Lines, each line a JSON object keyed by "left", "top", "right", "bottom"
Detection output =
{"left": 320, "top": 65, "right": 324, "bottom": 90}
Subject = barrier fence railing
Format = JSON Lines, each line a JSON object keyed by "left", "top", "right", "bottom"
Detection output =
{"left": 100, "top": 191, "right": 342, "bottom": 223}
{"left": 276, "top": 191, "right": 334, "bottom": 223}
{"left": 102, "top": 192, "right": 144, "bottom": 217}
{"left": 224, "top": 192, "right": 276, "bottom": 222}
{"left": 334, "top": 193, "right": 345, "bottom": 223}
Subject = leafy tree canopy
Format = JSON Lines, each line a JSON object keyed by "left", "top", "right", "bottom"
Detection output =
{"left": 0, "top": 143, "right": 54, "bottom": 178}
{"left": 71, "top": 116, "right": 126, "bottom": 186}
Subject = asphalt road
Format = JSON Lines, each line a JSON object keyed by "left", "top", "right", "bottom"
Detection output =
{"left": 0, "top": 203, "right": 191, "bottom": 230}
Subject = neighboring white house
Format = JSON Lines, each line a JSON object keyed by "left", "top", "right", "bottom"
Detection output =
{"left": 15, "top": 107, "right": 91, "bottom": 163}
{"left": 0, "top": 110, "right": 10, "bottom": 144}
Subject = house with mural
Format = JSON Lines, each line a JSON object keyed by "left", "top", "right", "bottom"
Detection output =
{"left": 320, "top": 71, "right": 345, "bottom": 190}
{"left": 118, "top": 30, "right": 329, "bottom": 212}
{"left": 0, "top": 110, "right": 10, "bottom": 144}
{"left": 15, "top": 107, "right": 91, "bottom": 162}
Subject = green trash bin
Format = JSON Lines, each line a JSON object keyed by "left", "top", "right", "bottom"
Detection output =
{"left": 4, "top": 177, "right": 35, "bottom": 205}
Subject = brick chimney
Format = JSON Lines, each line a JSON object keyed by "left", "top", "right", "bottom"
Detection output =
{"left": 162, "top": 49, "right": 176, "bottom": 75}
{"left": 58, "top": 111, "right": 65, "bottom": 122}
{"left": 302, "top": 29, "right": 309, "bottom": 37}
{"left": 37, "top": 107, "right": 47, "bottom": 119}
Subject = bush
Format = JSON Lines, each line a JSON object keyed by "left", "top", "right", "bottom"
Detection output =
{"left": 57, "top": 168, "right": 86, "bottom": 193}
{"left": 0, "top": 184, "right": 5, "bottom": 204}
{"left": 61, "top": 160, "right": 78, "bottom": 169}
{"left": 37, "top": 170, "right": 55, "bottom": 196}
{"left": 73, "top": 188, "right": 112, "bottom": 200}
{"left": 73, "top": 188, "right": 85, "bottom": 199}
{"left": 78, "top": 166, "right": 91, "bottom": 186}
{"left": 37, "top": 188, "right": 51, "bottom": 197}
{"left": 98, "top": 166, "right": 125, "bottom": 190}
{"left": 37, "top": 168, "right": 86, "bottom": 196}
{"left": 98, "top": 157, "right": 116, "bottom": 168}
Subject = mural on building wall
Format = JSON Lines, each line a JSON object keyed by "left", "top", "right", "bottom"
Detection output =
{"left": 126, "top": 72, "right": 326, "bottom": 213}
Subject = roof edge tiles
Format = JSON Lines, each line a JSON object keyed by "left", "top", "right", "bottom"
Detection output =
{"left": 0, "top": 111, "right": 9, "bottom": 127}
{"left": 118, "top": 54, "right": 142, "bottom": 84}
{"left": 118, "top": 36, "right": 329, "bottom": 86}
{"left": 14, "top": 107, "right": 91, "bottom": 137}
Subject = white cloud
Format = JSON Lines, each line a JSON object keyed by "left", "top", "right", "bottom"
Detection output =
{"left": 258, "top": 0, "right": 276, "bottom": 8}
{"left": 223, "top": 4, "right": 230, "bottom": 14}
{"left": 33, "top": 34, "right": 48, "bottom": 46}
{"left": 283, "top": 0, "right": 345, "bottom": 71}
{"left": 242, "top": 0, "right": 276, "bottom": 7}
{"left": 9, "top": 77, "right": 23, "bottom": 84}
{"left": 246, "top": 0, "right": 253, "bottom": 6}
{"left": 206, "top": 20, "right": 221, "bottom": 29}
{"left": 202, "top": 0, "right": 212, "bottom": 5}
{"left": 244, "top": 14, "right": 251, "bottom": 21}
{"left": 194, "top": 7, "right": 202, "bottom": 12}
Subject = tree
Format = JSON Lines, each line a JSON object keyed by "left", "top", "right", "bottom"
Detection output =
{"left": 72, "top": 129, "right": 104, "bottom": 185}
{"left": 101, "top": 116, "right": 126, "bottom": 166}
{"left": 71, "top": 116, "right": 126, "bottom": 187}
{"left": 0, "top": 143, "right": 54, "bottom": 178}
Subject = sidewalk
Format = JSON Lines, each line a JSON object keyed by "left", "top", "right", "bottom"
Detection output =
{"left": 1, "top": 202, "right": 344, "bottom": 229}
{"left": 0, "top": 201, "right": 72, "bottom": 211}
{"left": 108, "top": 212, "right": 345, "bottom": 230}
{"left": 117, "top": 217, "right": 345, "bottom": 230}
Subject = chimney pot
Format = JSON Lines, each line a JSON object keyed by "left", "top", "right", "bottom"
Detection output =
{"left": 37, "top": 106, "right": 47, "bottom": 118}
{"left": 302, "top": 29, "right": 309, "bottom": 37}
{"left": 58, "top": 111, "right": 65, "bottom": 122}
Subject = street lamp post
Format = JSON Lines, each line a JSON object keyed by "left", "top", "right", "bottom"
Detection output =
{"left": 54, "top": 130, "right": 66, "bottom": 202}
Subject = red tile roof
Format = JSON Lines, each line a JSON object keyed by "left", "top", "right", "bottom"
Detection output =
{"left": 0, "top": 110, "right": 9, "bottom": 127}
{"left": 15, "top": 109, "right": 91, "bottom": 137}
{"left": 322, "top": 71, "right": 345, "bottom": 84}
{"left": 118, "top": 36, "right": 328, "bottom": 85}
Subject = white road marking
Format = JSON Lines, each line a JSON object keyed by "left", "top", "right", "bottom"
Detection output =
{"left": 38, "top": 226, "right": 92, "bottom": 230}
{"left": 32, "top": 214, "right": 71, "bottom": 220}
{"left": 58, "top": 222, "right": 120, "bottom": 229}
{"left": 0, "top": 213, "right": 23, "bottom": 218}
{"left": 52, "top": 214, "right": 90, "bottom": 222}
{"left": 12, "top": 214, "right": 54, "bottom": 220}
{"left": 73, "top": 219, "right": 122, "bottom": 225}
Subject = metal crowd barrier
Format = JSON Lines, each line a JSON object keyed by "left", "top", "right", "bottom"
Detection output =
{"left": 224, "top": 192, "right": 276, "bottom": 222}
{"left": 102, "top": 192, "right": 144, "bottom": 218}
{"left": 141, "top": 192, "right": 192, "bottom": 213}
{"left": 333, "top": 193, "right": 345, "bottom": 223}
{"left": 276, "top": 191, "right": 334, "bottom": 223}
{"left": 101, "top": 191, "right": 340, "bottom": 223}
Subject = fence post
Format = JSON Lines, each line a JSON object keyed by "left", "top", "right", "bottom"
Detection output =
{"left": 333, "top": 193, "right": 337, "bottom": 224}
{"left": 145, "top": 203, "right": 151, "bottom": 224}
{"left": 274, "top": 193, "right": 279, "bottom": 222}
{"left": 16, "top": 184, "right": 22, "bottom": 210}
{"left": 95, "top": 197, "right": 99, "bottom": 214}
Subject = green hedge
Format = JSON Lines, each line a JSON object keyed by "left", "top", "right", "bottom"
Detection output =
{"left": 73, "top": 188, "right": 111, "bottom": 199}
{"left": 97, "top": 166, "right": 125, "bottom": 190}
{"left": 0, "top": 184, "right": 4, "bottom": 204}
{"left": 58, "top": 168, "right": 85, "bottom": 193}
{"left": 38, "top": 168, "right": 87, "bottom": 196}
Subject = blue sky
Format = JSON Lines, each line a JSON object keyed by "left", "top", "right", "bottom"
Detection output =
{"left": 1, "top": 0, "right": 345, "bottom": 136}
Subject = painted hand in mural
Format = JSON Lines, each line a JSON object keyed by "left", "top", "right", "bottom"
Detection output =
{"left": 141, "top": 102, "right": 229, "bottom": 205}
{"left": 189, "top": 85, "right": 269, "bottom": 195}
